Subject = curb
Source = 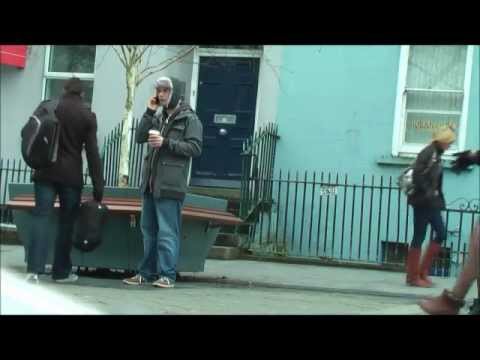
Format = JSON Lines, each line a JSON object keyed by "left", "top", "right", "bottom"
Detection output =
{"left": 239, "top": 254, "right": 406, "bottom": 273}
{"left": 179, "top": 274, "right": 432, "bottom": 301}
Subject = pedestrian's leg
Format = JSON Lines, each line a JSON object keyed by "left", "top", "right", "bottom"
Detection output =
{"left": 419, "top": 209, "right": 446, "bottom": 285}
{"left": 411, "top": 207, "right": 429, "bottom": 248}
{"left": 406, "top": 207, "right": 430, "bottom": 286}
{"left": 154, "top": 198, "right": 182, "bottom": 286}
{"left": 27, "top": 182, "right": 56, "bottom": 275}
{"left": 52, "top": 184, "right": 81, "bottom": 280}
{"left": 419, "top": 222, "right": 480, "bottom": 315}
{"left": 472, "top": 276, "right": 480, "bottom": 315}
{"left": 136, "top": 193, "right": 159, "bottom": 281}
{"left": 451, "top": 222, "right": 480, "bottom": 299}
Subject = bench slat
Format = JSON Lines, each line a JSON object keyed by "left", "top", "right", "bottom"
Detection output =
{"left": 7, "top": 199, "right": 243, "bottom": 226}
{"left": 8, "top": 196, "right": 240, "bottom": 218}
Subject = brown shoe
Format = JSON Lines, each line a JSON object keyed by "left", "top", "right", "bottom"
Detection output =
{"left": 419, "top": 242, "right": 441, "bottom": 286}
{"left": 406, "top": 247, "right": 432, "bottom": 287}
{"left": 419, "top": 289, "right": 465, "bottom": 315}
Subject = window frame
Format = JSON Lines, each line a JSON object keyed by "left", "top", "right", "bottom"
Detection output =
{"left": 42, "top": 45, "right": 96, "bottom": 101}
{"left": 391, "top": 45, "right": 474, "bottom": 158}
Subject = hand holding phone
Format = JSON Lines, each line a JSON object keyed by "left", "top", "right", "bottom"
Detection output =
{"left": 148, "top": 94, "right": 160, "bottom": 110}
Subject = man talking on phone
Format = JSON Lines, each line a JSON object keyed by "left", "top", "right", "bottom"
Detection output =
{"left": 123, "top": 76, "right": 203, "bottom": 288}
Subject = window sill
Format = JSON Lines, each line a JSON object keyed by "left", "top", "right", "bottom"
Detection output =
{"left": 376, "top": 156, "right": 473, "bottom": 171}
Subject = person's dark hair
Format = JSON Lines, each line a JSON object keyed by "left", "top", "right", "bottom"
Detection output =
{"left": 64, "top": 77, "right": 84, "bottom": 95}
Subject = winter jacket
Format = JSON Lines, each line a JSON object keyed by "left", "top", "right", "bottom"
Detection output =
{"left": 408, "top": 142, "right": 446, "bottom": 210}
{"left": 32, "top": 93, "right": 104, "bottom": 198}
{"left": 136, "top": 104, "right": 203, "bottom": 201}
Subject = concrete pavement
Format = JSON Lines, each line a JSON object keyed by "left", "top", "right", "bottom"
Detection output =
{"left": 1, "top": 245, "right": 476, "bottom": 315}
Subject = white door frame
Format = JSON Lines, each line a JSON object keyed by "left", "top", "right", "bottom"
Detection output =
{"left": 187, "top": 46, "right": 263, "bottom": 186}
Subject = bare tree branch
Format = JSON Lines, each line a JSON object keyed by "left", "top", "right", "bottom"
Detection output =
{"left": 120, "top": 46, "right": 129, "bottom": 65}
{"left": 112, "top": 44, "right": 199, "bottom": 187}
{"left": 131, "top": 46, "right": 140, "bottom": 66}
{"left": 134, "top": 45, "right": 152, "bottom": 65}
{"left": 124, "top": 46, "right": 135, "bottom": 67}
{"left": 262, "top": 52, "right": 294, "bottom": 95}
{"left": 263, "top": 56, "right": 281, "bottom": 83}
{"left": 112, "top": 46, "right": 127, "bottom": 68}
{"left": 141, "top": 45, "right": 167, "bottom": 72}
{"left": 138, "top": 59, "right": 171, "bottom": 77}
{"left": 136, "top": 46, "right": 197, "bottom": 85}
{"left": 144, "top": 46, "right": 154, "bottom": 70}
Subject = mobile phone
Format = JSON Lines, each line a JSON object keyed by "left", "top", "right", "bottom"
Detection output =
{"left": 153, "top": 96, "right": 159, "bottom": 104}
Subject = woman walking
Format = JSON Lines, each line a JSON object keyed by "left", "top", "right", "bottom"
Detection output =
{"left": 405, "top": 126, "right": 456, "bottom": 287}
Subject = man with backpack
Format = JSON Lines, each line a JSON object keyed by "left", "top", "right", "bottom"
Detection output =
{"left": 24, "top": 77, "right": 104, "bottom": 283}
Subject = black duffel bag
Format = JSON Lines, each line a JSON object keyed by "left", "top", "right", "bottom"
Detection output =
{"left": 73, "top": 200, "right": 108, "bottom": 252}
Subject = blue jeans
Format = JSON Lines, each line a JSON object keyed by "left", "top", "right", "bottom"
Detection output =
{"left": 27, "top": 182, "right": 81, "bottom": 279}
{"left": 137, "top": 193, "right": 183, "bottom": 282}
{"left": 411, "top": 206, "right": 447, "bottom": 249}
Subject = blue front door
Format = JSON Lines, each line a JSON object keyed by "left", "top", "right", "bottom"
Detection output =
{"left": 191, "top": 56, "right": 260, "bottom": 188}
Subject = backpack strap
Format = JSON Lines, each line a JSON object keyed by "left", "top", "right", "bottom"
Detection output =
{"left": 44, "top": 99, "right": 60, "bottom": 122}
{"left": 45, "top": 99, "right": 61, "bottom": 163}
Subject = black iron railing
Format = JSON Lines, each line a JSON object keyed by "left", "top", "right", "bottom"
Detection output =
{"left": 243, "top": 170, "right": 479, "bottom": 277}
{"left": 2, "top": 160, "right": 479, "bottom": 277}
{"left": 0, "top": 157, "right": 95, "bottom": 224}
{"left": 102, "top": 117, "right": 146, "bottom": 188}
{"left": 240, "top": 123, "right": 279, "bottom": 219}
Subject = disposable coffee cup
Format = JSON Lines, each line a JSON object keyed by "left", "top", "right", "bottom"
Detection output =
{"left": 149, "top": 129, "right": 160, "bottom": 136}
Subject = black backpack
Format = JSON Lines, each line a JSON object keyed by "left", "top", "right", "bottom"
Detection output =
{"left": 21, "top": 99, "right": 61, "bottom": 169}
{"left": 73, "top": 200, "right": 109, "bottom": 252}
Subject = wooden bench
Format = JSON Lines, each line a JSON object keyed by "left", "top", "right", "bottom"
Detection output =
{"left": 8, "top": 195, "right": 243, "bottom": 226}
{"left": 7, "top": 184, "right": 243, "bottom": 273}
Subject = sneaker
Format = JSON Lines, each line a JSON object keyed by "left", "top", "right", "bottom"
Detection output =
{"left": 54, "top": 274, "right": 79, "bottom": 283}
{"left": 123, "top": 274, "right": 149, "bottom": 286}
{"left": 25, "top": 273, "right": 39, "bottom": 284}
{"left": 152, "top": 276, "right": 175, "bottom": 288}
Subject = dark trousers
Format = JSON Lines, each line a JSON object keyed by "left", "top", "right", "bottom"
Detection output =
{"left": 27, "top": 181, "right": 81, "bottom": 279}
{"left": 411, "top": 206, "right": 446, "bottom": 249}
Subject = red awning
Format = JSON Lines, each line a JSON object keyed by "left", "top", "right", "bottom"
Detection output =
{"left": 0, "top": 45, "right": 27, "bottom": 68}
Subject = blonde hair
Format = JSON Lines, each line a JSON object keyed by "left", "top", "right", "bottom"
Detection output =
{"left": 432, "top": 125, "right": 456, "bottom": 144}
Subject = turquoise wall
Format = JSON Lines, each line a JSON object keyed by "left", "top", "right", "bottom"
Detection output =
{"left": 275, "top": 45, "right": 478, "bottom": 186}
{"left": 252, "top": 46, "right": 479, "bottom": 270}
{"left": 275, "top": 45, "right": 401, "bottom": 175}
